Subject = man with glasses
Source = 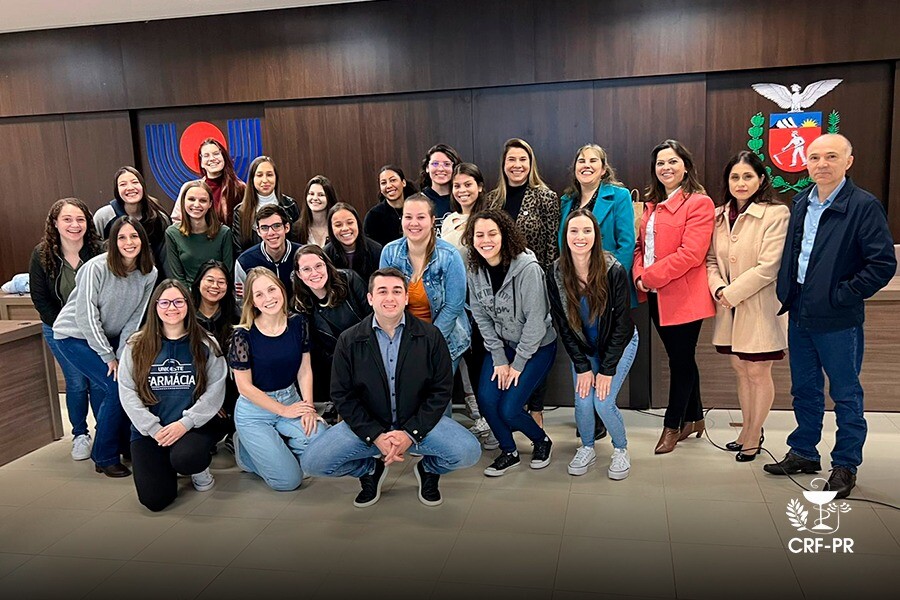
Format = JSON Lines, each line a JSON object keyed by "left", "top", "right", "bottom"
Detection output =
{"left": 234, "top": 205, "right": 299, "bottom": 307}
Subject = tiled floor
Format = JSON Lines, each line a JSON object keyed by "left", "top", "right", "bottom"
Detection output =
{"left": 1, "top": 407, "right": 899, "bottom": 598}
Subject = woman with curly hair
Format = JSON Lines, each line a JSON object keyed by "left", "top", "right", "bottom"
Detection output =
{"left": 29, "top": 197, "right": 104, "bottom": 460}
{"left": 464, "top": 209, "right": 557, "bottom": 477}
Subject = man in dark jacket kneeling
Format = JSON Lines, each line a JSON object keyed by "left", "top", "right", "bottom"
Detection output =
{"left": 302, "top": 267, "right": 481, "bottom": 507}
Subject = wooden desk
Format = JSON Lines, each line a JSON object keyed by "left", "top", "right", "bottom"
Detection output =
{"left": 0, "top": 293, "right": 66, "bottom": 391}
{"left": 0, "top": 320, "right": 63, "bottom": 466}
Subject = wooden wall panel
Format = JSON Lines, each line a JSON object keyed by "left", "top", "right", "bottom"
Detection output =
{"left": 265, "top": 90, "right": 474, "bottom": 213}
{"left": 63, "top": 112, "right": 135, "bottom": 213}
{"left": 0, "top": 117, "right": 73, "bottom": 281}
{"left": 706, "top": 63, "right": 892, "bottom": 205}
{"left": 889, "top": 61, "right": 900, "bottom": 240}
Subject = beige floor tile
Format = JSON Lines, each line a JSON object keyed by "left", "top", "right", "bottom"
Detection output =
{"left": 0, "top": 506, "right": 96, "bottom": 553}
{"left": 873, "top": 507, "right": 900, "bottom": 546}
{"left": 0, "top": 555, "right": 123, "bottom": 597}
{"left": 552, "top": 592, "right": 673, "bottom": 600}
{"left": 274, "top": 476, "right": 379, "bottom": 525}
{"left": 366, "top": 480, "right": 480, "bottom": 531}
{"left": 336, "top": 523, "right": 457, "bottom": 580}
{"left": 440, "top": 531, "right": 562, "bottom": 589}
{"left": 666, "top": 498, "right": 782, "bottom": 548}
{"left": 133, "top": 515, "right": 270, "bottom": 566}
{"left": 0, "top": 470, "right": 70, "bottom": 506}
{"left": 662, "top": 463, "right": 765, "bottom": 503}
{"left": 766, "top": 501, "right": 900, "bottom": 556}
{"left": 433, "top": 581, "right": 552, "bottom": 600}
{"left": 564, "top": 493, "right": 669, "bottom": 542}
{"left": 753, "top": 468, "right": 823, "bottom": 504}
{"left": 196, "top": 567, "right": 324, "bottom": 599}
{"left": 555, "top": 536, "right": 675, "bottom": 597}
{"left": 89, "top": 560, "right": 222, "bottom": 598}
{"left": 789, "top": 551, "right": 900, "bottom": 599}
{"left": 569, "top": 458, "right": 665, "bottom": 498}
{"left": 231, "top": 519, "right": 364, "bottom": 572}
{"left": 41, "top": 510, "right": 182, "bottom": 560}
{"left": 0, "top": 552, "right": 31, "bottom": 579}
{"left": 188, "top": 476, "right": 295, "bottom": 519}
{"left": 464, "top": 488, "right": 569, "bottom": 535}
{"left": 671, "top": 542, "right": 802, "bottom": 599}
{"left": 478, "top": 453, "right": 574, "bottom": 493}
{"left": 105, "top": 480, "right": 212, "bottom": 514}
{"left": 315, "top": 575, "right": 436, "bottom": 599}
{"left": 29, "top": 477, "right": 135, "bottom": 511}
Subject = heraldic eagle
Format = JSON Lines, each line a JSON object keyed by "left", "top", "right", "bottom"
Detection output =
{"left": 751, "top": 79, "right": 842, "bottom": 113}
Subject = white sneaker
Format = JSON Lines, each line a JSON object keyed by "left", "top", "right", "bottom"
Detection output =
{"left": 567, "top": 445, "right": 597, "bottom": 476}
{"left": 191, "top": 468, "right": 215, "bottom": 492}
{"left": 469, "top": 418, "right": 491, "bottom": 437}
{"left": 608, "top": 448, "right": 630, "bottom": 480}
{"left": 71, "top": 434, "right": 92, "bottom": 461}
{"left": 482, "top": 432, "right": 500, "bottom": 451}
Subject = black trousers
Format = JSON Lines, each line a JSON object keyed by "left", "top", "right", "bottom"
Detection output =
{"left": 130, "top": 423, "right": 220, "bottom": 512}
{"left": 648, "top": 293, "right": 704, "bottom": 429}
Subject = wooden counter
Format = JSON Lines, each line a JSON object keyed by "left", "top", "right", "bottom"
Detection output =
{"left": 0, "top": 320, "right": 63, "bottom": 466}
{"left": 0, "top": 293, "right": 66, "bottom": 391}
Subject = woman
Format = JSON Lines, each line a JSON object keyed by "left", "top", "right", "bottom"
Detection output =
{"left": 29, "top": 198, "right": 104, "bottom": 461}
{"left": 324, "top": 202, "right": 383, "bottom": 283}
{"left": 296, "top": 175, "right": 338, "bottom": 247}
{"left": 233, "top": 156, "right": 301, "bottom": 256}
{"left": 164, "top": 181, "right": 234, "bottom": 286}
{"left": 119, "top": 280, "right": 227, "bottom": 511}
{"left": 418, "top": 143, "right": 462, "bottom": 229}
{"left": 464, "top": 209, "right": 557, "bottom": 476}
{"left": 229, "top": 267, "right": 327, "bottom": 491}
{"left": 379, "top": 194, "right": 470, "bottom": 400}
{"left": 191, "top": 260, "right": 239, "bottom": 443}
{"left": 292, "top": 246, "right": 371, "bottom": 424}
{"left": 94, "top": 166, "right": 171, "bottom": 275}
{"left": 633, "top": 139, "right": 715, "bottom": 454}
{"left": 53, "top": 217, "right": 157, "bottom": 477}
{"left": 171, "top": 138, "right": 246, "bottom": 226}
{"left": 550, "top": 209, "right": 638, "bottom": 479}
{"left": 364, "top": 165, "right": 417, "bottom": 247}
{"left": 707, "top": 151, "right": 790, "bottom": 462}
{"left": 486, "top": 138, "right": 560, "bottom": 271}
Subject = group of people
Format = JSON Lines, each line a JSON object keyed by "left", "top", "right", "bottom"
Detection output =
{"left": 27, "top": 132, "right": 894, "bottom": 511}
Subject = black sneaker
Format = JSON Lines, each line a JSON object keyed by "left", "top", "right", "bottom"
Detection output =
{"left": 414, "top": 461, "right": 442, "bottom": 506}
{"left": 483, "top": 451, "right": 520, "bottom": 477}
{"left": 763, "top": 452, "right": 822, "bottom": 476}
{"left": 322, "top": 402, "right": 339, "bottom": 426}
{"left": 354, "top": 459, "right": 388, "bottom": 508}
{"left": 531, "top": 438, "right": 553, "bottom": 469}
{"left": 594, "top": 419, "right": 608, "bottom": 441}
{"left": 826, "top": 467, "right": 856, "bottom": 500}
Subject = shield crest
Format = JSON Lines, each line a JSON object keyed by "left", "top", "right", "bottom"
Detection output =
{"left": 768, "top": 111, "right": 822, "bottom": 173}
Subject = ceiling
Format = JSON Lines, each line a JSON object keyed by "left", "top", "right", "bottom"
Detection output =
{"left": 0, "top": 0, "right": 372, "bottom": 34}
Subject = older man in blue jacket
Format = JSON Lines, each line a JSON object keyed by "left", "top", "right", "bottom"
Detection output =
{"left": 764, "top": 134, "right": 896, "bottom": 498}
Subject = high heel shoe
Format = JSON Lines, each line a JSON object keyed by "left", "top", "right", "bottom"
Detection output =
{"left": 654, "top": 427, "right": 680, "bottom": 454}
{"left": 736, "top": 431, "right": 764, "bottom": 462}
{"left": 678, "top": 419, "right": 705, "bottom": 441}
{"left": 725, "top": 441, "right": 743, "bottom": 452}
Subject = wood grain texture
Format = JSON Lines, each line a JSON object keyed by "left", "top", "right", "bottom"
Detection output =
{"left": 64, "top": 112, "right": 135, "bottom": 212}
{"left": 888, "top": 61, "right": 900, "bottom": 239}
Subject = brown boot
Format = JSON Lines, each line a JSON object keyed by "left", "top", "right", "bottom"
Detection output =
{"left": 654, "top": 427, "right": 680, "bottom": 454}
{"left": 678, "top": 419, "right": 705, "bottom": 441}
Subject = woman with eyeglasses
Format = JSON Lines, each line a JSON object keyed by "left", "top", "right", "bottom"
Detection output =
{"left": 232, "top": 156, "right": 301, "bottom": 256}
{"left": 292, "top": 245, "right": 372, "bottom": 424}
{"left": 325, "top": 202, "right": 383, "bottom": 284}
{"left": 418, "top": 144, "right": 463, "bottom": 231}
{"left": 165, "top": 181, "right": 234, "bottom": 286}
{"left": 119, "top": 280, "right": 227, "bottom": 510}
{"left": 365, "top": 165, "right": 418, "bottom": 247}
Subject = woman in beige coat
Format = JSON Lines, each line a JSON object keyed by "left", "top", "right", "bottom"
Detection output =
{"left": 707, "top": 152, "right": 790, "bottom": 462}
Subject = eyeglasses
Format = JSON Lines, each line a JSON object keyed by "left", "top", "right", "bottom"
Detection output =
{"left": 429, "top": 160, "right": 453, "bottom": 169}
{"left": 298, "top": 262, "right": 327, "bottom": 276}
{"left": 156, "top": 298, "right": 187, "bottom": 309}
{"left": 257, "top": 223, "right": 286, "bottom": 233}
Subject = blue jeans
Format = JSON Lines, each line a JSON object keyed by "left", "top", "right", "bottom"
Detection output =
{"left": 303, "top": 417, "right": 480, "bottom": 478}
{"left": 42, "top": 324, "right": 97, "bottom": 437}
{"left": 54, "top": 335, "right": 127, "bottom": 467}
{"left": 574, "top": 328, "right": 638, "bottom": 450}
{"left": 234, "top": 385, "right": 330, "bottom": 491}
{"left": 477, "top": 342, "right": 556, "bottom": 453}
{"left": 786, "top": 320, "right": 866, "bottom": 473}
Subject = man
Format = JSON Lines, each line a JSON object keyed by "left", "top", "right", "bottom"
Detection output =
{"left": 765, "top": 134, "right": 896, "bottom": 499}
{"left": 234, "top": 205, "right": 299, "bottom": 305}
{"left": 302, "top": 267, "right": 481, "bottom": 507}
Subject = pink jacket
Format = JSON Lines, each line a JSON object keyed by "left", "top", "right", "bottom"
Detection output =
{"left": 634, "top": 191, "right": 716, "bottom": 326}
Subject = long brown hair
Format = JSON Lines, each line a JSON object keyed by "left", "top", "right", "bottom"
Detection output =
{"left": 450, "top": 163, "right": 488, "bottom": 214}
{"left": 39, "top": 198, "right": 102, "bottom": 279}
{"left": 562, "top": 144, "right": 624, "bottom": 200}
{"left": 238, "top": 156, "right": 281, "bottom": 244}
{"left": 198, "top": 138, "right": 245, "bottom": 224}
{"left": 177, "top": 181, "right": 222, "bottom": 239}
{"left": 107, "top": 216, "right": 155, "bottom": 277}
{"left": 462, "top": 209, "right": 527, "bottom": 273}
{"left": 490, "top": 138, "right": 548, "bottom": 206}
{"left": 128, "top": 279, "right": 220, "bottom": 406}
{"left": 645, "top": 139, "right": 705, "bottom": 204}
{"left": 559, "top": 209, "right": 609, "bottom": 332}
{"left": 719, "top": 151, "right": 780, "bottom": 208}
{"left": 297, "top": 175, "right": 338, "bottom": 243}
{"left": 291, "top": 245, "right": 349, "bottom": 313}
{"left": 114, "top": 166, "right": 168, "bottom": 228}
{"left": 237, "top": 267, "right": 289, "bottom": 330}
{"left": 403, "top": 193, "right": 437, "bottom": 269}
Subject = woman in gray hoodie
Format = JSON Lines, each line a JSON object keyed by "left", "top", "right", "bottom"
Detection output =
{"left": 463, "top": 209, "right": 557, "bottom": 477}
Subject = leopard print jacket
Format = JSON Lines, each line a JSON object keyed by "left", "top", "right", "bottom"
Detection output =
{"left": 486, "top": 185, "right": 560, "bottom": 270}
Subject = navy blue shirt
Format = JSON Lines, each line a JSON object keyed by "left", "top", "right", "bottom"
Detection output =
{"left": 229, "top": 314, "right": 311, "bottom": 392}
{"left": 578, "top": 296, "right": 600, "bottom": 347}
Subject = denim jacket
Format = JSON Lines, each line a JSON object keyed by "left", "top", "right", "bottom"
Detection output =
{"left": 380, "top": 237, "right": 471, "bottom": 360}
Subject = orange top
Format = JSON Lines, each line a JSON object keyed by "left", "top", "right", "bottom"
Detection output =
{"left": 407, "top": 279, "right": 432, "bottom": 323}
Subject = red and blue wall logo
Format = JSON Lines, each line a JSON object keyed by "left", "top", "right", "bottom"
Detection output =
{"left": 145, "top": 119, "right": 263, "bottom": 200}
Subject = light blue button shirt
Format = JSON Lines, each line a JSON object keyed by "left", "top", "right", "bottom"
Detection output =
{"left": 373, "top": 313, "right": 405, "bottom": 427}
{"left": 797, "top": 177, "right": 846, "bottom": 284}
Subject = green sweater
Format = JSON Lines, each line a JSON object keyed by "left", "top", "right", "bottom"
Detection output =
{"left": 164, "top": 224, "right": 234, "bottom": 286}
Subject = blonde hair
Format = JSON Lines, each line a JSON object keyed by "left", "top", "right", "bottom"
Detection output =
{"left": 237, "top": 267, "right": 288, "bottom": 329}
{"left": 490, "top": 138, "right": 548, "bottom": 206}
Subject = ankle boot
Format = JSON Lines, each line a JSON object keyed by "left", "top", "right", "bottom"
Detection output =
{"left": 678, "top": 419, "right": 705, "bottom": 441}
{"left": 654, "top": 427, "right": 680, "bottom": 454}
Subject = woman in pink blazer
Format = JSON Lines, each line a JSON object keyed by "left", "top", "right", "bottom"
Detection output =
{"left": 634, "top": 140, "right": 715, "bottom": 454}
